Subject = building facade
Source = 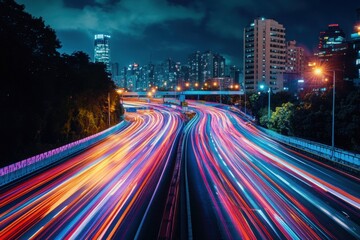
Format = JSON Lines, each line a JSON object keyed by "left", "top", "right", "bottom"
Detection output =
{"left": 94, "top": 34, "right": 111, "bottom": 74}
{"left": 213, "top": 53, "right": 226, "bottom": 78}
{"left": 244, "top": 18, "right": 286, "bottom": 92}
{"left": 188, "top": 50, "right": 226, "bottom": 88}
{"left": 188, "top": 51, "right": 202, "bottom": 85}
{"left": 285, "top": 40, "right": 304, "bottom": 75}
{"left": 350, "top": 9, "right": 360, "bottom": 85}
{"left": 317, "top": 24, "right": 348, "bottom": 63}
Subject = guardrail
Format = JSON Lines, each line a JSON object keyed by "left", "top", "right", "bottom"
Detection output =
{"left": 260, "top": 127, "right": 360, "bottom": 170}
{"left": 0, "top": 121, "right": 130, "bottom": 187}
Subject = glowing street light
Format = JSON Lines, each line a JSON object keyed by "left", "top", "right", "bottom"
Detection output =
{"left": 116, "top": 88, "right": 124, "bottom": 104}
{"left": 314, "top": 67, "right": 337, "bottom": 159}
{"left": 259, "top": 83, "right": 271, "bottom": 120}
{"left": 314, "top": 68, "right": 322, "bottom": 76}
{"left": 212, "top": 80, "right": 222, "bottom": 104}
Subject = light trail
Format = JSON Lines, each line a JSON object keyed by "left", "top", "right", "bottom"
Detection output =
{"left": 0, "top": 100, "right": 183, "bottom": 239}
{"left": 185, "top": 100, "right": 360, "bottom": 239}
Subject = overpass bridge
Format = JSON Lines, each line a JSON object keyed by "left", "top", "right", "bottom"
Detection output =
{"left": 121, "top": 90, "right": 244, "bottom": 97}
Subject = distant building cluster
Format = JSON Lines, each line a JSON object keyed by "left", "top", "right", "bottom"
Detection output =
{"left": 104, "top": 50, "right": 240, "bottom": 92}
{"left": 94, "top": 7, "right": 360, "bottom": 95}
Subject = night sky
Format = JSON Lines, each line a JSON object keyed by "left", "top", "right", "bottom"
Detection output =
{"left": 17, "top": 0, "right": 359, "bottom": 68}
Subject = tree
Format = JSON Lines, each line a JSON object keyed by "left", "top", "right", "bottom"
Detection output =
{"left": 0, "top": 1, "right": 121, "bottom": 166}
{"left": 267, "top": 102, "right": 295, "bottom": 135}
{"left": 336, "top": 89, "right": 360, "bottom": 152}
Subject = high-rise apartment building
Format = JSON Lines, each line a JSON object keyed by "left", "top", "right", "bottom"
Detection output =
{"left": 244, "top": 18, "right": 286, "bottom": 92}
{"left": 188, "top": 50, "right": 226, "bottom": 86}
{"left": 201, "top": 51, "right": 214, "bottom": 83}
{"left": 285, "top": 40, "right": 304, "bottom": 74}
{"left": 229, "top": 65, "right": 240, "bottom": 84}
{"left": 126, "top": 63, "right": 140, "bottom": 91}
{"left": 94, "top": 34, "right": 111, "bottom": 73}
{"left": 188, "top": 51, "right": 201, "bottom": 84}
{"left": 213, "top": 53, "right": 225, "bottom": 78}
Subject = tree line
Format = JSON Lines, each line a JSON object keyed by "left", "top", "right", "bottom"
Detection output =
{"left": 245, "top": 87, "right": 360, "bottom": 154}
{"left": 0, "top": 0, "right": 123, "bottom": 167}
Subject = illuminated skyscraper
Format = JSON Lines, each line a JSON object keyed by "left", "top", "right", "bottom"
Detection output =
{"left": 213, "top": 53, "right": 225, "bottom": 78}
{"left": 317, "top": 24, "right": 347, "bottom": 62}
{"left": 188, "top": 51, "right": 201, "bottom": 84}
{"left": 244, "top": 18, "right": 286, "bottom": 92}
{"left": 94, "top": 34, "right": 111, "bottom": 73}
{"left": 349, "top": 8, "right": 360, "bottom": 83}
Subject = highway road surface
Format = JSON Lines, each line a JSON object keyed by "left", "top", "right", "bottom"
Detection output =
{"left": 1, "top": 99, "right": 359, "bottom": 239}
{"left": 0, "top": 101, "right": 183, "bottom": 239}
{"left": 184, "top": 101, "right": 360, "bottom": 239}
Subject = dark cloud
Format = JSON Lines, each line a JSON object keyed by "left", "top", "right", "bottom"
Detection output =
{"left": 17, "top": 0, "right": 359, "bottom": 68}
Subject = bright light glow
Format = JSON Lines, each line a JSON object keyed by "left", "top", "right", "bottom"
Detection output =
{"left": 298, "top": 79, "right": 304, "bottom": 83}
{"left": 259, "top": 84, "right": 265, "bottom": 90}
{"left": 176, "top": 86, "right": 181, "bottom": 91}
{"left": 314, "top": 68, "right": 323, "bottom": 75}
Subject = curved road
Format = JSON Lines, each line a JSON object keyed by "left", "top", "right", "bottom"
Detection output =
{"left": 185, "top": 101, "right": 360, "bottom": 239}
{"left": 1, "top": 100, "right": 359, "bottom": 239}
{"left": 0, "top": 101, "right": 183, "bottom": 239}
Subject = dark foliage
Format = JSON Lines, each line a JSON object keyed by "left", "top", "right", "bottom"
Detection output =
{"left": 0, "top": 0, "right": 122, "bottom": 167}
{"left": 248, "top": 89, "right": 360, "bottom": 153}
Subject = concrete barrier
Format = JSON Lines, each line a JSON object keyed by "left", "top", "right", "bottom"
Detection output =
{"left": 259, "top": 127, "right": 360, "bottom": 170}
{"left": 0, "top": 121, "right": 130, "bottom": 187}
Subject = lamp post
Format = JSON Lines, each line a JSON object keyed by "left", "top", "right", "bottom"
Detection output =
{"left": 176, "top": 86, "right": 181, "bottom": 101}
{"left": 194, "top": 82, "right": 199, "bottom": 100}
{"left": 260, "top": 83, "right": 271, "bottom": 120}
{"left": 213, "top": 80, "right": 222, "bottom": 104}
{"left": 242, "top": 83, "right": 247, "bottom": 116}
{"left": 315, "top": 68, "right": 336, "bottom": 159}
{"left": 116, "top": 89, "right": 124, "bottom": 104}
{"left": 331, "top": 70, "right": 335, "bottom": 159}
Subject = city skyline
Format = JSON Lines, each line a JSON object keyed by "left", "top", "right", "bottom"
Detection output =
{"left": 16, "top": 0, "right": 359, "bottom": 67}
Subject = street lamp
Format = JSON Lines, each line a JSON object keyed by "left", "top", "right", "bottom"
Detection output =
{"left": 176, "top": 86, "right": 181, "bottom": 100}
{"left": 239, "top": 83, "right": 247, "bottom": 115}
{"left": 116, "top": 89, "right": 124, "bottom": 104}
{"left": 213, "top": 80, "right": 222, "bottom": 104}
{"left": 314, "top": 68, "right": 336, "bottom": 159}
{"left": 260, "top": 83, "right": 271, "bottom": 120}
